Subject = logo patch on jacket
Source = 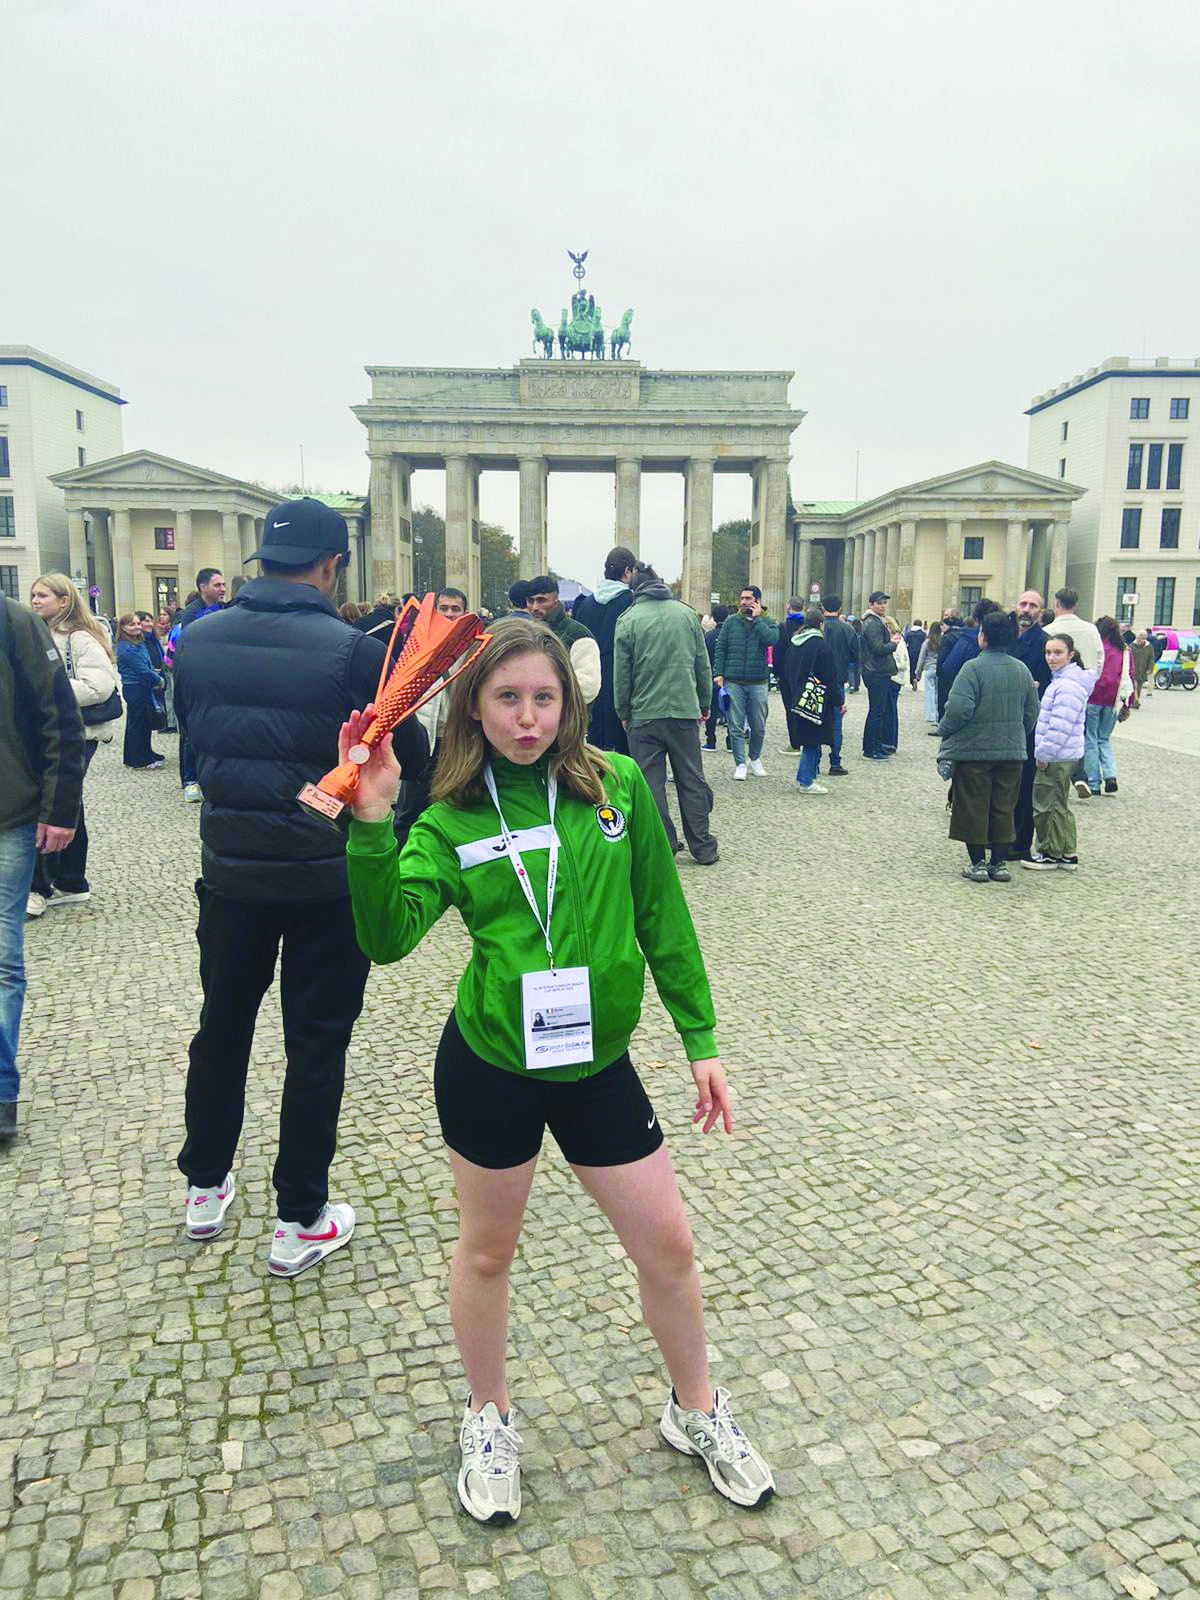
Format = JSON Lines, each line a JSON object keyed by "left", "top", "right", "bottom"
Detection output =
{"left": 595, "top": 804, "right": 626, "bottom": 841}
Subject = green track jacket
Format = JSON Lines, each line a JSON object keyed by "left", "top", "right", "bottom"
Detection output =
{"left": 345, "top": 751, "right": 718, "bottom": 1081}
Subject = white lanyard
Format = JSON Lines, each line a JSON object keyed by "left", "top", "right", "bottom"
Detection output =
{"left": 483, "top": 763, "right": 559, "bottom": 972}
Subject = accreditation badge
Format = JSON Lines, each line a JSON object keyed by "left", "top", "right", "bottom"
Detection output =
{"left": 522, "top": 967, "right": 593, "bottom": 1071}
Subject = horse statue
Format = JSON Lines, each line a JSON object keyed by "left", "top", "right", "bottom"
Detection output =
{"left": 560, "top": 292, "right": 604, "bottom": 359}
{"left": 530, "top": 309, "right": 555, "bottom": 359}
{"left": 610, "top": 309, "right": 633, "bottom": 360}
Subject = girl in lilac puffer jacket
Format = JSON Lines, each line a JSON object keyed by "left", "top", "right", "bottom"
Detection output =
{"left": 1026, "top": 636, "right": 1096, "bottom": 869}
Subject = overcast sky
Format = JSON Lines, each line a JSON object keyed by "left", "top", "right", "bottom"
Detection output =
{"left": 8, "top": 0, "right": 1198, "bottom": 583}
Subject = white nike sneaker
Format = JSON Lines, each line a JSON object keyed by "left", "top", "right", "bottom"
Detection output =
{"left": 183, "top": 1172, "right": 235, "bottom": 1240}
{"left": 749, "top": 758, "right": 768, "bottom": 777}
{"left": 660, "top": 1387, "right": 775, "bottom": 1508}
{"left": 267, "top": 1201, "right": 355, "bottom": 1277}
{"left": 458, "top": 1400, "right": 522, "bottom": 1524}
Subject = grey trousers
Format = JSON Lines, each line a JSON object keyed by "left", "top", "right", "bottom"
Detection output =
{"left": 627, "top": 717, "right": 718, "bottom": 863}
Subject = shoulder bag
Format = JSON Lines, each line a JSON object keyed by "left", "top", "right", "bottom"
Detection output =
{"left": 66, "top": 634, "right": 123, "bottom": 726}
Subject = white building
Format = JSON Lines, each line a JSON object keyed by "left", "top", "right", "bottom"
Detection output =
{"left": 1026, "top": 356, "right": 1200, "bottom": 630}
{"left": 0, "top": 346, "right": 125, "bottom": 602}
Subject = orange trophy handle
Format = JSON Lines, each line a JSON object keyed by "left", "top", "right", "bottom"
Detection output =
{"left": 298, "top": 594, "right": 491, "bottom": 824}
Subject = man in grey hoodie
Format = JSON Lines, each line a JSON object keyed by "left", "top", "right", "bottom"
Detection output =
{"left": 573, "top": 546, "right": 636, "bottom": 752}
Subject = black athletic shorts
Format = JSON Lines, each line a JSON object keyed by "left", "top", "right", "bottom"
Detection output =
{"left": 434, "top": 1011, "right": 665, "bottom": 1170}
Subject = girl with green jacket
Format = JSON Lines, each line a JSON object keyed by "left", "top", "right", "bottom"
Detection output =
{"left": 343, "top": 616, "right": 774, "bottom": 1526}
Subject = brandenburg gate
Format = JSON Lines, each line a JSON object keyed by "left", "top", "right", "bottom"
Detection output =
{"left": 353, "top": 362, "right": 805, "bottom": 615}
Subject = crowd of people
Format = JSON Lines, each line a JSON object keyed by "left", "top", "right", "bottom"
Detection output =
{"left": 0, "top": 493, "right": 1160, "bottom": 1525}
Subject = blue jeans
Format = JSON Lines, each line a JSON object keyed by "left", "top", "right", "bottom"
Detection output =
{"left": 726, "top": 681, "right": 768, "bottom": 765}
{"left": 818, "top": 711, "right": 844, "bottom": 772}
{"left": 796, "top": 746, "right": 820, "bottom": 786}
{"left": 885, "top": 679, "right": 901, "bottom": 750}
{"left": 1083, "top": 704, "right": 1117, "bottom": 791}
{"left": 0, "top": 824, "right": 38, "bottom": 1103}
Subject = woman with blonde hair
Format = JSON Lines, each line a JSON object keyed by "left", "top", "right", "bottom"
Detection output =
{"left": 26, "top": 573, "right": 122, "bottom": 913}
{"left": 342, "top": 616, "right": 774, "bottom": 1526}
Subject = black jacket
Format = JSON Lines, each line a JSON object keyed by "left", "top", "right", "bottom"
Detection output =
{"left": 174, "top": 578, "right": 427, "bottom": 903}
{"left": 860, "top": 612, "right": 897, "bottom": 678}
{"left": 1010, "top": 622, "right": 1052, "bottom": 697}
{"left": 777, "top": 630, "right": 844, "bottom": 748}
{"left": 572, "top": 586, "right": 633, "bottom": 751}
{"left": 822, "top": 617, "right": 856, "bottom": 685}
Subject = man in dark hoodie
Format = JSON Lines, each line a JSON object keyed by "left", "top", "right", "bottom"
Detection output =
{"left": 613, "top": 562, "right": 718, "bottom": 865}
{"left": 573, "top": 546, "right": 636, "bottom": 751}
{"left": 776, "top": 596, "right": 807, "bottom": 753}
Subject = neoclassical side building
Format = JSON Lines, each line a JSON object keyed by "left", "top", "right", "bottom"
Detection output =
{"left": 787, "top": 462, "right": 1085, "bottom": 621}
{"left": 353, "top": 360, "right": 805, "bottom": 616}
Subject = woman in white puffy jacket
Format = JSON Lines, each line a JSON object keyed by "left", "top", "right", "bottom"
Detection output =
{"left": 26, "top": 573, "right": 121, "bottom": 914}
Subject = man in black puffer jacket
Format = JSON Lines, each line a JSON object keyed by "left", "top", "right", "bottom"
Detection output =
{"left": 173, "top": 499, "right": 427, "bottom": 1277}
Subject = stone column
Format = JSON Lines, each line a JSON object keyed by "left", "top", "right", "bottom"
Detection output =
{"left": 615, "top": 459, "right": 641, "bottom": 555}
{"left": 1004, "top": 519, "right": 1027, "bottom": 607}
{"left": 1028, "top": 524, "right": 1049, "bottom": 600}
{"left": 468, "top": 461, "right": 481, "bottom": 611}
{"left": 755, "top": 459, "right": 789, "bottom": 620}
{"left": 368, "top": 452, "right": 397, "bottom": 596}
{"left": 221, "top": 512, "right": 242, "bottom": 587}
{"left": 111, "top": 507, "right": 135, "bottom": 613}
{"left": 92, "top": 510, "right": 114, "bottom": 614}
{"left": 67, "top": 510, "right": 88, "bottom": 588}
{"left": 1048, "top": 522, "right": 1068, "bottom": 597}
{"left": 239, "top": 514, "right": 257, "bottom": 563}
{"left": 943, "top": 519, "right": 963, "bottom": 616}
{"left": 861, "top": 530, "right": 877, "bottom": 607}
{"left": 394, "top": 460, "right": 413, "bottom": 595}
{"left": 174, "top": 508, "right": 194, "bottom": 599}
{"left": 683, "top": 457, "right": 714, "bottom": 615}
{"left": 872, "top": 528, "right": 887, "bottom": 596}
{"left": 518, "top": 456, "right": 548, "bottom": 578}
{"left": 843, "top": 537, "right": 856, "bottom": 613}
{"left": 897, "top": 519, "right": 917, "bottom": 622}
{"left": 884, "top": 522, "right": 900, "bottom": 603}
{"left": 444, "top": 455, "right": 471, "bottom": 599}
{"left": 793, "top": 536, "right": 812, "bottom": 602}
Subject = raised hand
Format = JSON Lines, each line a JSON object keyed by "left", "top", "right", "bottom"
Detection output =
{"left": 337, "top": 703, "right": 402, "bottom": 822}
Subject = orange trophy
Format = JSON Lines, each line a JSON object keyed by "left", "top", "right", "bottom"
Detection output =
{"left": 298, "top": 593, "right": 491, "bottom": 824}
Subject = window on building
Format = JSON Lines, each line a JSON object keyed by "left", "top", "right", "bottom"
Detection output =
{"left": 1193, "top": 577, "right": 1200, "bottom": 628}
{"left": 1116, "top": 577, "right": 1137, "bottom": 623}
{"left": 1146, "top": 442, "right": 1163, "bottom": 490}
{"left": 1160, "top": 507, "right": 1181, "bottom": 549}
{"left": 1126, "top": 443, "right": 1143, "bottom": 489}
{"left": 154, "top": 575, "right": 179, "bottom": 613}
{"left": 77, "top": 447, "right": 86, "bottom": 467}
{"left": 1154, "top": 577, "right": 1175, "bottom": 626}
{"left": 1059, "top": 458, "right": 1067, "bottom": 477}
{"left": 1166, "top": 442, "right": 1183, "bottom": 490}
{"left": 75, "top": 409, "right": 84, "bottom": 431}
{"left": 1120, "top": 507, "right": 1142, "bottom": 548}
{"left": 0, "top": 566, "right": 18, "bottom": 600}
{"left": 153, "top": 526, "right": 176, "bottom": 551}
{"left": 0, "top": 387, "right": 7, "bottom": 407}
{"left": 960, "top": 585, "right": 983, "bottom": 610}
{"left": 1170, "top": 398, "right": 1190, "bottom": 420}
{"left": 0, "top": 437, "right": 9, "bottom": 477}
{"left": 1061, "top": 420, "right": 1069, "bottom": 441}
{"left": 1130, "top": 397, "right": 1150, "bottom": 420}
{"left": 0, "top": 496, "right": 13, "bottom": 538}
{"left": 963, "top": 536, "right": 985, "bottom": 561}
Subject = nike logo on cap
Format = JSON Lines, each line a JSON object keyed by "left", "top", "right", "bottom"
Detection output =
{"left": 273, "top": 521, "right": 290, "bottom": 528}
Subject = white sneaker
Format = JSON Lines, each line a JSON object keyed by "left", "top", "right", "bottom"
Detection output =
{"left": 182, "top": 782, "right": 203, "bottom": 803}
{"left": 183, "top": 1172, "right": 236, "bottom": 1240}
{"left": 44, "top": 889, "right": 91, "bottom": 906}
{"left": 733, "top": 764, "right": 747, "bottom": 781}
{"left": 749, "top": 758, "right": 767, "bottom": 777}
{"left": 267, "top": 1201, "right": 354, "bottom": 1277}
{"left": 457, "top": 1400, "right": 522, "bottom": 1524}
{"left": 795, "top": 782, "right": 829, "bottom": 795}
{"left": 660, "top": 1387, "right": 775, "bottom": 1508}
{"left": 25, "top": 892, "right": 47, "bottom": 919}
{"left": 1073, "top": 780, "right": 1091, "bottom": 799}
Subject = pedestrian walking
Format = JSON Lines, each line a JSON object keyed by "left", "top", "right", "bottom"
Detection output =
{"left": 26, "top": 574, "right": 121, "bottom": 914}
{"left": 0, "top": 596, "right": 85, "bottom": 1144}
{"left": 613, "top": 562, "right": 718, "bottom": 864}
{"left": 1081, "top": 616, "right": 1134, "bottom": 798}
{"left": 712, "top": 586, "right": 778, "bottom": 779}
{"left": 1130, "top": 630, "right": 1155, "bottom": 705}
{"left": 1044, "top": 587, "right": 1104, "bottom": 678}
{"left": 914, "top": 623, "right": 942, "bottom": 724}
{"left": 859, "top": 591, "right": 900, "bottom": 759}
{"left": 525, "top": 575, "right": 602, "bottom": 704}
{"left": 845, "top": 616, "right": 861, "bottom": 692}
{"left": 905, "top": 619, "right": 927, "bottom": 685}
{"left": 776, "top": 606, "right": 844, "bottom": 794}
{"left": 116, "top": 614, "right": 166, "bottom": 769}
{"left": 171, "top": 498, "right": 428, "bottom": 1275}
{"left": 1023, "top": 634, "right": 1094, "bottom": 872}
{"left": 342, "top": 616, "right": 774, "bottom": 1524}
{"left": 936, "top": 611, "right": 1039, "bottom": 882}
{"left": 573, "top": 546, "right": 636, "bottom": 753}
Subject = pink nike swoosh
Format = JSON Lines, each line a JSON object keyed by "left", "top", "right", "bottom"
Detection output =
{"left": 297, "top": 1221, "right": 338, "bottom": 1241}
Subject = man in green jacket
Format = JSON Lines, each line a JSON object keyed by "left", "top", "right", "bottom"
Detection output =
{"left": 614, "top": 564, "right": 718, "bottom": 864}
{"left": 0, "top": 597, "right": 86, "bottom": 1143}
{"left": 712, "top": 585, "right": 778, "bottom": 778}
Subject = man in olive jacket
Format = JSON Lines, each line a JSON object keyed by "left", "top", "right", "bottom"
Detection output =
{"left": 0, "top": 597, "right": 85, "bottom": 1142}
{"left": 614, "top": 564, "right": 718, "bottom": 864}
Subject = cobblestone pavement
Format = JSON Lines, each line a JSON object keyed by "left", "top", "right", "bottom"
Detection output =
{"left": 3, "top": 688, "right": 1198, "bottom": 1600}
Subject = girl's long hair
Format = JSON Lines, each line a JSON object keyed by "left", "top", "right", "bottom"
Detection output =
{"left": 32, "top": 572, "right": 115, "bottom": 661}
{"left": 431, "top": 616, "right": 610, "bottom": 808}
{"left": 1050, "top": 630, "right": 1084, "bottom": 668}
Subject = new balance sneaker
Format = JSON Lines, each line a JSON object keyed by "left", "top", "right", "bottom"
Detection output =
{"left": 749, "top": 758, "right": 767, "bottom": 777}
{"left": 267, "top": 1201, "right": 354, "bottom": 1277}
{"left": 182, "top": 782, "right": 203, "bottom": 803}
{"left": 961, "top": 862, "right": 991, "bottom": 883}
{"left": 660, "top": 1387, "right": 775, "bottom": 1509}
{"left": 457, "top": 1400, "right": 522, "bottom": 1524}
{"left": 1021, "top": 852, "right": 1061, "bottom": 871}
{"left": 183, "top": 1172, "right": 236, "bottom": 1240}
{"left": 733, "top": 764, "right": 747, "bottom": 781}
